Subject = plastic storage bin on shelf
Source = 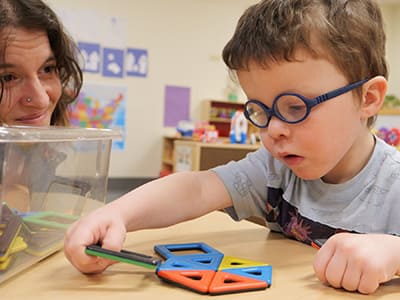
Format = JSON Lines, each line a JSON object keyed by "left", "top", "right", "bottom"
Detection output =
{"left": 0, "top": 126, "right": 121, "bottom": 284}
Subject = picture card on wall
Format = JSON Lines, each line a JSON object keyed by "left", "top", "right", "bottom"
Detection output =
{"left": 163, "top": 85, "right": 191, "bottom": 127}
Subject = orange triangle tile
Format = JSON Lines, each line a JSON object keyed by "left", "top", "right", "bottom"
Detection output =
{"left": 209, "top": 271, "right": 268, "bottom": 295}
{"left": 157, "top": 269, "right": 216, "bottom": 294}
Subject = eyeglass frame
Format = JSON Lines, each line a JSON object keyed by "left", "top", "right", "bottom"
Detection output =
{"left": 244, "top": 78, "right": 369, "bottom": 128}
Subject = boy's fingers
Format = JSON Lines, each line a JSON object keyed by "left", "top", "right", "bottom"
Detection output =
{"left": 313, "top": 241, "right": 336, "bottom": 283}
{"left": 99, "top": 224, "right": 126, "bottom": 252}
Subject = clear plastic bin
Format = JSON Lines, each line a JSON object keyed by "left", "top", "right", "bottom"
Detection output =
{"left": 0, "top": 126, "right": 121, "bottom": 283}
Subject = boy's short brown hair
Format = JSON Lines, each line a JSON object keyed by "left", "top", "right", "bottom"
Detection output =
{"left": 223, "top": 0, "right": 387, "bottom": 127}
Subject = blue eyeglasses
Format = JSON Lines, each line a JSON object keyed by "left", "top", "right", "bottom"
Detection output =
{"left": 244, "top": 79, "right": 369, "bottom": 128}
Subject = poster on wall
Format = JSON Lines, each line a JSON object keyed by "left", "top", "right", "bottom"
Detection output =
{"left": 102, "top": 47, "right": 124, "bottom": 78}
{"left": 126, "top": 48, "right": 148, "bottom": 78}
{"left": 78, "top": 41, "right": 101, "bottom": 73}
{"left": 163, "top": 85, "right": 191, "bottom": 127}
{"left": 68, "top": 83, "right": 126, "bottom": 150}
{"left": 56, "top": 7, "right": 149, "bottom": 79}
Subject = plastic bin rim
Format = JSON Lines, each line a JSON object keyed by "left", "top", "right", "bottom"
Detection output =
{"left": 0, "top": 125, "right": 122, "bottom": 142}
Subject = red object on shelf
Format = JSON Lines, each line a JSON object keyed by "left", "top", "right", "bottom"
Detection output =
{"left": 205, "top": 100, "right": 245, "bottom": 137}
{"left": 159, "top": 170, "right": 172, "bottom": 177}
{"left": 209, "top": 121, "right": 230, "bottom": 137}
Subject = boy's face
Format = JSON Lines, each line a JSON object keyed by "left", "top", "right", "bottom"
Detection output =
{"left": 237, "top": 49, "right": 371, "bottom": 183}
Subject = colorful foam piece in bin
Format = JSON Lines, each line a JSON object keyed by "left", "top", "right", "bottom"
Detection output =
{"left": 0, "top": 204, "right": 27, "bottom": 270}
{"left": 0, "top": 203, "right": 84, "bottom": 271}
{"left": 86, "top": 242, "right": 272, "bottom": 295}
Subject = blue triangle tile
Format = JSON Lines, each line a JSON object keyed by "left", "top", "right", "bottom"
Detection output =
{"left": 223, "top": 265, "right": 272, "bottom": 286}
{"left": 184, "top": 253, "right": 223, "bottom": 271}
{"left": 157, "top": 257, "right": 207, "bottom": 272}
{"left": 157, "top": 253, "right": 223, "bottom": 272}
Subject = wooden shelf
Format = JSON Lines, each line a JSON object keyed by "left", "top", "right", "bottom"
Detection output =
{"left": 161, "top": 135, "right": 260, "bottom": 174}
{"left": 162, "top": 158, "right": 173, "bottom": 165}
{"left": 208, "top": 117, "right": 231, "bottom": 123}
{"left": 202, "top": 99, "right": 259, "bottom": 139}
{"left": 160, "top": 136, "right": 177, "bottom": 176}
{"left": 379, "top": 108, "right": 400, "bottom": 115}
{"left": 202, "top": 100, "right": 245, "bottom": 137}
{"left": 174, "top": 140, "right": 260, "bottom": 172}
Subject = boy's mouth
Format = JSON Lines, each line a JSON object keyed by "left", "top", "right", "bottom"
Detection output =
{"left": 278, "top": 153, "right": 304, "bottom": 166}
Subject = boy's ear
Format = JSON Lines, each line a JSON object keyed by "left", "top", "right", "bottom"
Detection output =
{"left": 360, "top": 76, "right": 387, "bottom": 119}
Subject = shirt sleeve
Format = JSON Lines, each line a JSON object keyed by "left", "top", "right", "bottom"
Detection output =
{"left": 211, "top": 147, "right": 272, "bottom": 221}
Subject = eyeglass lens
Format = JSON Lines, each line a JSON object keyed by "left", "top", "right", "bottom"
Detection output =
{"left": 246, "top": 101, "right": 268, "bottom": 126}
{"left": 246, "top": 95, "right": 308, "bottom": 127}
{"left": 276, "top": 95, "right": 307, "bottom": 122}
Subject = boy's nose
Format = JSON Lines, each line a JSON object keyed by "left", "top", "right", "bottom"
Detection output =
{"left": 266, "top": 116, "right": 290, "bottom": 140}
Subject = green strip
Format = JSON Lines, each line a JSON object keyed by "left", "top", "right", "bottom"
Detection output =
{"left": 85, "top": 248, "right": 157, "bottom": 270}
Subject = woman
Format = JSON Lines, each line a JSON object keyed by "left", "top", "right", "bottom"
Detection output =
{"left": 0, "top": 0, "right": 82, "bottom": 126}
{"left": 0, "top": 0, "right": 83, "bottom": 211}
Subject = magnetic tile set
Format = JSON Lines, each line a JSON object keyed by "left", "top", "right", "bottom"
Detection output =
{"left": 0, "top": 203, "right": 77, "bottom": 271}
{"left": 86, "top": 242, "right": 272, "bottom": 295}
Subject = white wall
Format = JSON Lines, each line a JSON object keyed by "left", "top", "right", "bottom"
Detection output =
{"left": 46, "top": 0, "right": 258, "bottom": 178}
{"left": 380, "top": 3, "right": 400, "bottom": 96}
{"left": 376, "top": 3, "right": 400, "bottom": 129}
{"left": 45, "top": 0, "right": 399, "bottom": 177}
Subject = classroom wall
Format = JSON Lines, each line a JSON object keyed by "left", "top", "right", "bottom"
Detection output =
{"left": 46, "top": 0, "right": 258, "bottom": 178}
{"left": 46, "top": 0, "right": 399, "bottom": 178}
{"left": 376, "top": 2, "right": 400, "bottom": 129}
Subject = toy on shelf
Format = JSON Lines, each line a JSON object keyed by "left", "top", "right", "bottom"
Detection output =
{"left": 192, "top": 121, "right": 219, "bottom": 143}
{"left": 176, "top": 120, "right": 195, "bottom": 137}
{"left": 86, "top": 242, "right": 272, "bottom": 295}
{"left": 230, "top": 111, "right": 248, "bottom": 144}
{"left": 202, "top": 100, "right": 246, "bottom": 137}
{"left": 375, "top": 127, "right": 400, "bottom": 150}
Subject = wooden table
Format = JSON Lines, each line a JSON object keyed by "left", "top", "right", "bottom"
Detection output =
{"left": 2, "top": 211, "right": 400, "bottom": 299}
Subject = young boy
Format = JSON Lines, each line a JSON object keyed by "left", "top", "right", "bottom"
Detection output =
{"left": 64, "top": 0, "right": 400, "bottom": 295}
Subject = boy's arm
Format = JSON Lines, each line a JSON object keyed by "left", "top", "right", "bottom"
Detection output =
{"left": 64, "top": 170, "right": 231, "bottom": 274}
{"left": 111, "top": 170, "right": 232, "bottom": 231}
{"left": 313, "top": 232, "right": 400, "bottom": 294}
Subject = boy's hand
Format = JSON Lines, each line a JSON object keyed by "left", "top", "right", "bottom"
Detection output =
{"left": 313, "top": 233, "right": 400, "bottom": 294}
{"left": 63, "top": 206, "right": 127, "bottom": 274}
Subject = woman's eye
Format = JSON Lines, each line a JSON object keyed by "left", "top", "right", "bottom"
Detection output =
{"left": 1, "top": 74, "right": 16, "bottom": 83}
{"left": 43, "top": 65, "right": 57, "bottom": 73}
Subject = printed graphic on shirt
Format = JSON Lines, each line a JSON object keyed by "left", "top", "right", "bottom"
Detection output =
{"left": 265, "top": 187, "right": 353, "bottom": 245}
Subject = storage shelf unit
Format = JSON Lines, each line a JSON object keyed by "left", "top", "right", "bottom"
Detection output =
{"left": 202, "top": 100, "right": 245, "bottom": 137}
{"left": 160, "top": 136, "right": 260, "bottom": 175}
{"left": 160, "top": 136, "right": 178, "bottom": 176}
{"left": 174, "top": 140, "right": 260, "bottom": 172}
{"left": 379, "top": 108, "right": 400, "bottom": 115}
{"left": 160, "top": 136, "right": 193, "bottom": 176}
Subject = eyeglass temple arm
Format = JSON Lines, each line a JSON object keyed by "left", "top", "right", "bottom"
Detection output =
{"left": 314, "top": 79, "right": 369, "bottom": 104}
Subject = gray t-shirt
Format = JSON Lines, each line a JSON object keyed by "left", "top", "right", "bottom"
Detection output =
{"left": 212, "top": 136, "right": 400, "bottom": 245}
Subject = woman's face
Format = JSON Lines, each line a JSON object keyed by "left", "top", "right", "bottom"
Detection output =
{"left": 0, "top": 27, "right": 62, "bottom": 126}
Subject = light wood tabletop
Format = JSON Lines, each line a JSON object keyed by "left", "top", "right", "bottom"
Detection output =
{"left": 2, "top": 211, "right": 400, "bottom": 299}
